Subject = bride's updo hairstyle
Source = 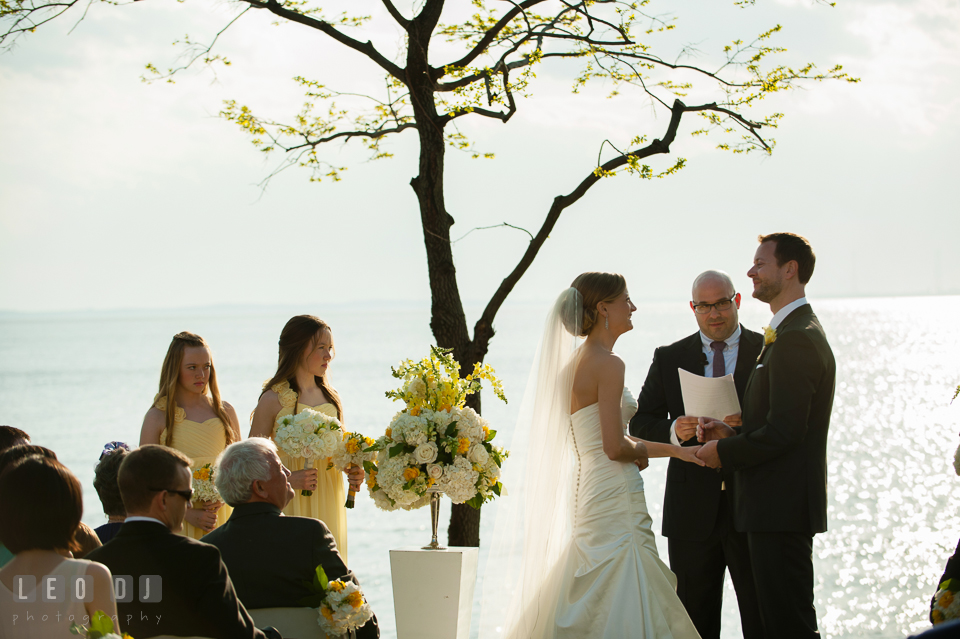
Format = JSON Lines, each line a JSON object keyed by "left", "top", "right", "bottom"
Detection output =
{"left": 569, "top": 272, "right": 627, "bottom": 337}
{"left": 261, "top": 315, "right": 343, "bottom": 420}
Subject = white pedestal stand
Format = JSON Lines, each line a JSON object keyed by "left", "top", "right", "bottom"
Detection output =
{"left": 390, "top": 546, "right": 479, "bottom": 639}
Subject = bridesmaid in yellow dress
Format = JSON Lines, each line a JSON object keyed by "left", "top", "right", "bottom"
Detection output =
{"left": 250, "top": 315, "right": 363, "bottom": 560}
{"left": 140, "top": 331, "right": 241, "bottom": 539}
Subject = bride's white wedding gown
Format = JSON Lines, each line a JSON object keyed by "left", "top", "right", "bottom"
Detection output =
{"left": 554, "top": 387, "right": 700, "bottom": 638}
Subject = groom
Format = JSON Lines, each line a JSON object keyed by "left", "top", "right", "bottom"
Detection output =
{"left": 697, "top": 233, "right": 836, "bottom": 638}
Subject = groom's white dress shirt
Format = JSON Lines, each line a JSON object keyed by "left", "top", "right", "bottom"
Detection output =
{"left": 770, "top": 297, "right": 808, "bottom": 330}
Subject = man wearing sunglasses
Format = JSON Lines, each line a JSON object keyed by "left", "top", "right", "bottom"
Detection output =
{"left": 86, "top": 444, "right": 281, "bottom": 639}
{"left": 629, "top": 270, "right": 763, "bottom": 639}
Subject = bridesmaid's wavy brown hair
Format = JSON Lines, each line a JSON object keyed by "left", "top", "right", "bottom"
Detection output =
{"left": 570, "top": 272, "right": 627, "bottom": 337}
{"left": 155, "top": 332, "right": 235, "bottom": 447}
{"left": 261, "top": 315, "right": 343, "bottom": 420}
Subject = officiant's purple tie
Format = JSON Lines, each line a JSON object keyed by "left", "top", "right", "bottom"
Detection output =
{"left": 710, "top": 341, "right": 726, "bottom": 377}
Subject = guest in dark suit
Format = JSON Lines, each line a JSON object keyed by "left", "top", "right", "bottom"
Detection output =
{"left": 86, "top": 444, "right": 280, "bottom": 639}
{"left": 630, "top": 270, "right": 763, "bottom": 639}
{"left": 205, "top": 438, "right": 379, "bottom": 638}
{"left": 698, "top": 233, "right": 836, "bottom": 638}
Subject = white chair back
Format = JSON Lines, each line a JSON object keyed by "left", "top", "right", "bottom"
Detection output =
{"left": 249, "top": 606, "right": 326, "bottom": 639}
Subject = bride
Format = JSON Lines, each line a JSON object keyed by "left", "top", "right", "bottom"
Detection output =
{"left": 482, "top": 272, "right": 703, "bottom": 638}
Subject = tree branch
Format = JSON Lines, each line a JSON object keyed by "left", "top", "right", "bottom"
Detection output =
{"left": 471, "top": 99, "right": 692, "bottom": 349}
{"left": 1, "top": 0, "right": 79, "bottom": 47}
{"left": 143, "top": 7, "right": 250, "bottom": 82}
{"left": 443, "top": 0, "right": 546, "bottom": 73}
{"left": 240, "top": 0, "right": 405, "bottom": 80}
{"left": 270, "top": 121, "right": 418, "bottom": 152}
{"left": 380, "top": 0, "right": 409, "bottom": 28}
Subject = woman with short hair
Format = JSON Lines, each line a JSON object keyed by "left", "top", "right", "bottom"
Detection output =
{"left": 0, "top": 456, "right": 120, "bottom": 637}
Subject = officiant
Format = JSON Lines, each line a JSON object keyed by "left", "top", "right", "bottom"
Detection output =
{"left": 629, "top": 270, "right": 763, "bottom": 639}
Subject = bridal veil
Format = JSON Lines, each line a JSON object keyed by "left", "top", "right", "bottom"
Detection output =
{"left": 480, "top": 288, "right": 582, "bottom": 639}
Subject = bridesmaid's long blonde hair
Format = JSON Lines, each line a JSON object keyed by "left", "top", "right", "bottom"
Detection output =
{"left": 155, "top": 331, "right": 236, "bottom": 447}
{"left": 261, "top": 315, "right": 343, "bottom": 420}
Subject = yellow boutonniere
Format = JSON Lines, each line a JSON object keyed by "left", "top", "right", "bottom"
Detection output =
{"left": 763, "top": 326, "right": 777, "bottom": 345}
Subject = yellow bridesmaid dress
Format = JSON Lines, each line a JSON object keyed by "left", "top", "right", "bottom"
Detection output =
{"left": 270, "top": 381, "right": 348, "bottom": 561}
{"left": 155, "top": 397, "right": 233, "bottom": 540}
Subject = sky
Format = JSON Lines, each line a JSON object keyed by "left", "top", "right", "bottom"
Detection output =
{"left": 1, "top": 0, "right": 958, "bottom": 314}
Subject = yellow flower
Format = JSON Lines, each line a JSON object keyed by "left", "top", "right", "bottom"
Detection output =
{"left": 409, "top": 407, "right": 421, "bottom": 417}
{"left": 320, "top": 605, "right": 334, "bottom": 621}
{"left": 386, "top": 427, "right": 393, "bottom": 440}
{"left": 933, "top": 609, "right": 945, "bottom": 624}
{"left": 364, "top": 437, "right": 374, "bottom": 447}
{"left": 366, "top": 471, "right": 378, "bottom": 489}
{"left": 457, "top": 438, "right": 470, "bottom": 455}
{"left": 482, "top": 426, "right": 490, "bottom": 440}
{"left": 342, "top": 430, "right": 351, "bottom": 441}
{"left": 345, "top": 590, "right": 364, "bottom": 609}
{"left": 439, "top": 403, "right": 452, "bottom": 412}
{"left": 426, "top": 477, "right": 436, "bottom": 488}
{"left": 403, "top": 467, "right": 420, "bottom": 481}
{"left": 193, "top": 470, "right": 201, "bottom": 480}
{"left": 200, "top": 468, "right": 210, "bottom": 480}
{"left": 763, "top": 325, "right": 777, "bottom": 345}
{"left": 329, "top": 580, "right": 346, "bottom": 593}
{"left": 346, "top": 439, "right": 360, "bottom": 454}
{"left": 939, "top": 591, "right": 955, "bottom": 609}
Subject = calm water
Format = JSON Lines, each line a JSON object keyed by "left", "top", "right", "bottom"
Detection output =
{"left": 1, "top": 296, "right": 958, "bottom": 638}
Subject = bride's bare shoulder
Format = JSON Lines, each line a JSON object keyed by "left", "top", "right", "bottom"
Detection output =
{"left": 577, "top": 346, "right": 625, "bottom": 377}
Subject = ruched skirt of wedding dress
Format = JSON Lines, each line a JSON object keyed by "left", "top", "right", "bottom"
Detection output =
{"left": 556, "top": 403, "right": 700, "bottom": 638}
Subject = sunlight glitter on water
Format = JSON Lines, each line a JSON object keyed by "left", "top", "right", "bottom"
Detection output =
{"left": 1, "top": 295, "right": 958, "bottom": 638}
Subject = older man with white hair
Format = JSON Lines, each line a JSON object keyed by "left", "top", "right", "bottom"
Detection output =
{"left": 204, "top": 438, "right": 379, "bottom": 638}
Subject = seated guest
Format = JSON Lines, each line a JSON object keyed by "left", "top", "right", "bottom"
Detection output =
{"left": 0, "top": 426, "right": 29, "bottom": 452}
{"left": 0, "top": 444, "right": 101, "bottom": 561}
{"left": 93, "top": 442, "right": 130, "bottom": 544}
{"left": 85, "top": 444, "right": 280, "bottom": 639}
{"left": 0, "top": 444, "right": 57, "bottom": 567}
{"left": 0, "top": 456, "right": 120, "bottom": 637}
{"left": 205, "top": 438, "right": 379, "bottom": 638}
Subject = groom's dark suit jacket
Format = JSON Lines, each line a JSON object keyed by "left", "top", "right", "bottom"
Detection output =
{"left": 85, "top": 520, "right": 279, "bottom": 639}
{"left": 717, "top": 304, "right": 835, "bottom": 534}
{"left": 630, "top": 326, "right": 763, "bottom": 540}
{"left": 203, "top": 502, "right": 379, "bottom": 639}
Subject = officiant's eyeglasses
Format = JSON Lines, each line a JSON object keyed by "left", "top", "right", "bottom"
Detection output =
{"left": 149, "top": 487, "right": 194, "bottom": 502}
{"left": 692, "top": 297, "right": 737, "bottom": 314}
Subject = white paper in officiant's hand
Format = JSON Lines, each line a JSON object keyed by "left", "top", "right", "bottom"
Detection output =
{"left": 678, "top": 368, "right": 741, "bottom": 420}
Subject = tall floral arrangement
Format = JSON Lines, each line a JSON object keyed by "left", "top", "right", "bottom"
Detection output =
{"left": 366, "top": 346, "right": 508, "bottom": 512}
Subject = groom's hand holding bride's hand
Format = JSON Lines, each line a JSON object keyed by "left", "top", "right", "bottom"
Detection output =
{"left": 695, "top": 417, "right": 736, "bottom": 469}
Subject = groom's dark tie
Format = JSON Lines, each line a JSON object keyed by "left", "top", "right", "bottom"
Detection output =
{"left": 710, "top": 341, "right": 726, "bottom": 377}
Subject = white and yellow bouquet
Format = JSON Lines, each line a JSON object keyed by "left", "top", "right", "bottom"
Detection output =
{"left": 366, "top": 346, "right": 508, "bottom": 512}
{"left": 331, "top": 431, "right": 378, "bottom": 508}
{"left": 933, "top": 579, "right": 960, "bottom": 625}
{"left": 191, "top": 463, "right": 220, "bottom": 504}
{"left": 275, "top": 408, "right": 343, "bottom": 496}
{"left": 298, "top": 565, "right": 374, "bottom": 637}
